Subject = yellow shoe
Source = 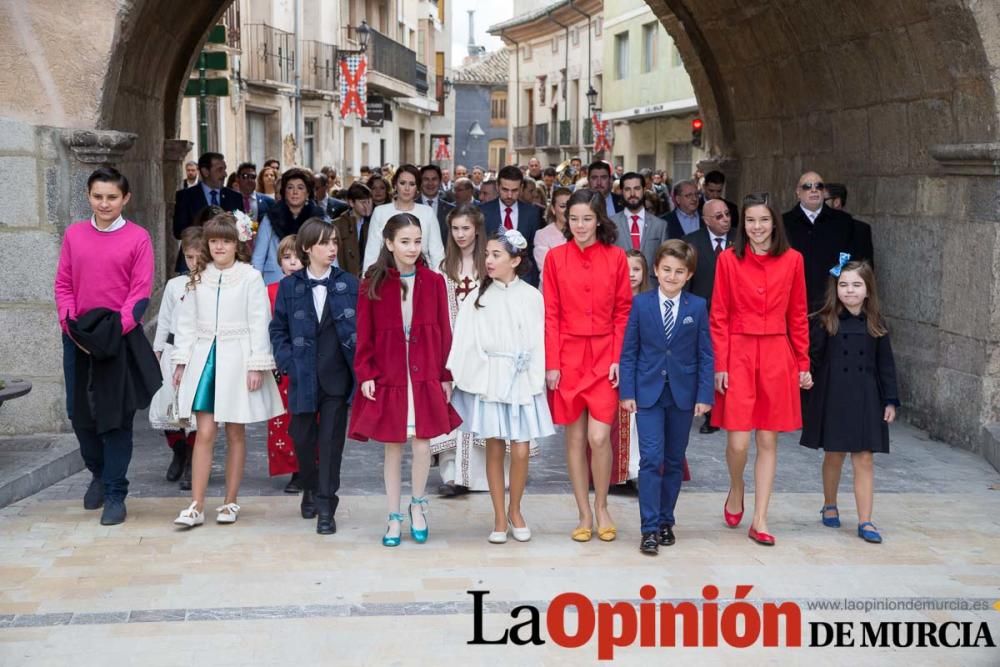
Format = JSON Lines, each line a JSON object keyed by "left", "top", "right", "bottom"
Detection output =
{"left": 571, "top": 527, "right": 593, "bottom": 542}
{"left": 597, "top": 525, "right": 617, "bottom": 542}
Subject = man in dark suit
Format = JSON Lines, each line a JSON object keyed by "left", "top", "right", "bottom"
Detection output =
{"left": 314, "top": 173, "right": 349, "bottom": 220}
{"left": 612, "top": 172, "right": 668, "bottom": 280}
{"left": 172, "top": 152, "right": 244, "bottom": 273}
{"left": 783, "top": 171, "right": 873, "bottom": 311}
{"left": 684, "top": 198, "right": 735, "bottom": 433}
{"left": 419, "top": 164, "right": 456, "bottom": 244}
{"left": 587, "top": 161, "right": 624, "bottom": 217}
{"left": 234, "top": 162, "right": 275, "bottom": 224}
{"left": 699, "top": 170, "right": 740, "bottom": 226}
{"left": 452, "top": 178, "right": 479, "bottom": 208}
{"left": 662, "top": 179, "right": 703, "bottom": 239}
{"left": 479, "top": 165, "right": 542, "bottom": 286}
{"left": 825, "top": 182, "right": 874, "bottom": 267}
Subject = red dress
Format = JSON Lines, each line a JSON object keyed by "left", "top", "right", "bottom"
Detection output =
{"left": 348, "top": 266, "right": 463, "bottom": 443}
{"left": 709, "top": 248, "right": 810, "bottom": 431}
{"left": 266, "top": 281, "right": 299, "bottom": 476}
{"left": 543, "top": 241, "right": 632, "bottom": 425}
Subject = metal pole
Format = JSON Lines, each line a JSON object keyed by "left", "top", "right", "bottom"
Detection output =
{"left": 198, "top": 51, "right": 208, "bottom": 152}
{"left": 294, "top": 0, "right": 303, "bottom": 166}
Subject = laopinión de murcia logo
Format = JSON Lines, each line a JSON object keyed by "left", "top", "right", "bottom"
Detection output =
{"left": 467, "top": 586, "right": 997, "bottom": 660}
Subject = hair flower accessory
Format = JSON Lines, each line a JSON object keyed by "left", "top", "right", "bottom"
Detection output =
{"left": 233, "top": 210, "right": 254, "bottom": 242}
{"left": 502, "top": 228, "right": 528, "bottom": 251}
{"left": 829, "top": 252, "right": 851, "bottom": 277}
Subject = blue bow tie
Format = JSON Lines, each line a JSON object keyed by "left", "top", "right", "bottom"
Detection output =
{"left": 307, "top": 277, "right": 329, "bottom": 288}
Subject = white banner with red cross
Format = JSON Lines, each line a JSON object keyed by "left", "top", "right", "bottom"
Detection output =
{"left": 433, "top": 136, "right": 451, "bottom": 160}
{"left": 592, "top": 112, "right": 613, "bottom": 153}
{"left": 339, "top": 54, "right": 368, "bottom": 119}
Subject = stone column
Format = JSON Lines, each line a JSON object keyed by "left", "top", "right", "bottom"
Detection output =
{"left": 59, "top": 129, "right": 138, "bottom": 222}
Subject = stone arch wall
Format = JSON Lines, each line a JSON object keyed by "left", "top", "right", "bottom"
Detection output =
{"left": 646, "top": 0, "right": 1000, "bottom": 468}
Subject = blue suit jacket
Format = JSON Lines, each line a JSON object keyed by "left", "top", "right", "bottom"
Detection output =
{"left": 619, "top": 290, "right": 715, "bottom": 410}
{"left": 479, "top": 199, "right": 542, "bottom": 286}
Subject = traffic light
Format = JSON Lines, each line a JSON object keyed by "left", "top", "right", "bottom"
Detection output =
{"left": 691, "top": 117, "right": 703, "bottom": 147}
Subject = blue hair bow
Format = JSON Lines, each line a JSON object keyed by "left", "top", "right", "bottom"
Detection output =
{"left": 829, "top": 252, "right": 851, "bottom": 277}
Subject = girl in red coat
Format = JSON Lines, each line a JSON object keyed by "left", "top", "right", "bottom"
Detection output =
{"left": 543, "top": 189, "right": 633, "bottom": 543}
{"left": 349, "top": 213, "right": 462, "bottom": 547}
{"left": 710, "top": 196, "right": 812, "bottom": 546}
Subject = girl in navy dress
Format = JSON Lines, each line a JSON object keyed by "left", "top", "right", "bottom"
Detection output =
{"left": 800, "top": 257, "right": 899, "bottom": 544}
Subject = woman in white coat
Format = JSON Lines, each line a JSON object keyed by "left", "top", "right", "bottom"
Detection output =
{"left": 171, "top": 212, "right": 284, "bottom": 528}
{"left": 362, "top": 164, "right": 445, "bottom": 272}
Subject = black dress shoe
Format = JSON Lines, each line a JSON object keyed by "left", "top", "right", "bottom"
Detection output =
{"left": 658, "top": 524, "right": 676, "bottom": 546}
{"left": 179, "top": 459, "right": 192, "bottom": 491}
{"left": 640, "top": 532, "right": 659, "bottom": 555}
{"left": 165, "top": 447, "right": 185, "bottom": 482}
{"left": 699, "top": 414, "right": 720, "bottom": 434}
{"left": 438, "top": 482, "right": 456, "bottom": 497}
{"left": 316, "top": 513, "right": 336, "bottom": 535}
{"left": 284, "top": 473, "right": 302, "bottom": 494}
{"left": 83, "top": 476, "right": 104, "bottom": 510}
{"left": 300, "top": 490, "right": 317, "bottom": 519}
{"left": 451, "top": 484, "right": 470, "bottom": 496}
{"left": 100, "top": 499, "right": 127, "bottom": 525}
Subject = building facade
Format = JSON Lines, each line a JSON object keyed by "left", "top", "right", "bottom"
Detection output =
{"left": 452, "top": 49, "right": 509, "bottom": 173}
{"left": 179, "top": 0, "right": 451, "bottom": 180}
{"left": 489, "top": 0, "right": 604, "bottom": 168}
{"left": 601, "top": 0, "right": 704, "bottom": 180}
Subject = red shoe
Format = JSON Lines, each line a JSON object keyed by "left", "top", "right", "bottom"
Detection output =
{"left": 723, "top": 489, "right": 744, "bottom": 528}
{"left": 748, "top": 526, "right": 775, "bottom": 546}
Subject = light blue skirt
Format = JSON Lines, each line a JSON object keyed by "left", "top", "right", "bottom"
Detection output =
{"left": 191, "top": 340, "right": 217, "bottom": 413}
{"left": 451, "top": 389, "right": 555, "bottom": 443}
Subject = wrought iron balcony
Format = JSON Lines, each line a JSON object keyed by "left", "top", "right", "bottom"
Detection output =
{"left": 559, "top": 119, "right": 575, "bottom": 146}
{"left": 244, "top": 23, "right": 295, "bottom": 86}
{"left": 514, "top": 125, "right": 533, "bottom": 148}
{"left": 368, "top": 28, "right": 418, "bottom": 89}
{"left": 535, "top": 123, "right": 549, "bottom": 148}
{"left": 415, "top": 62, "right": 429, "bottom": 96}
{"left": 302, "top": 40, "right": 337, "bottom": 92}
{"left": 583, "top": 117, "right": 594, "bottom": 145}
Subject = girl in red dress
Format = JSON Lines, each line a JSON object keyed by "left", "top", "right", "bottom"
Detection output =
{"left": 266, "top": 235, "right": 302, "bottom": 492}
{"left": 710, "top": 196, "right": 812, "bottom": 546}
{"left": 543, "top": 189, "right": 633, "bottom": 542}
{"left": 349, "top": 213, "right": 463, "bottom": 547}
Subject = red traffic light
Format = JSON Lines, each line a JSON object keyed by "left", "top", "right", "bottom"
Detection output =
{"left": 692, "top": 118, "right": 704, "bottom": 131}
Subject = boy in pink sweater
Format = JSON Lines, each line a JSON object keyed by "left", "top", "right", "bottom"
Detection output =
{"left": 53, "top": 167, "right": 154, "bottom": 525}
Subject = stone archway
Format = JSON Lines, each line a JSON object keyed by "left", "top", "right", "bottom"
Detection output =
{"left": 645, "top": 0, "right": 1000, "bottom": 469}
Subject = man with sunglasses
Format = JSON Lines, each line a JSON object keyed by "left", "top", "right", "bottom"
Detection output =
{"left": 784, "top": 171, "right": 872, "bottom": 310}
{"left": 234, "top": 162, "right": 274, "bottom": 224}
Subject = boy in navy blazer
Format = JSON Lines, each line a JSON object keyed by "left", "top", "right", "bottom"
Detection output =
{"left": 269, "top": 219, "right": 358, "bottom": 535}
{"left": 619, "top": 240, "right": 714, "bottom": 555}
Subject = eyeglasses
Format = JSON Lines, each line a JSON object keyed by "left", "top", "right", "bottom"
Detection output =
{"left": 800, "top": 182, "right": 824, "bottom": 191}
{"left": 240, "top": 173, "right": 257, "bottom": 180}
{"left": 708, "top": 212, "right": 730, "bottom": 221}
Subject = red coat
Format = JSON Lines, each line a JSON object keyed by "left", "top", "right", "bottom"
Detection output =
{"left": 266, "top": 281, "right": 298, "bottom": 475}
{"left": 349, "top": 266, "right": 462, "bottom": 442}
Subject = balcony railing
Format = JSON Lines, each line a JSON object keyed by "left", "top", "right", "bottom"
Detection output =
{"left": 514, "top": 125, "right": 533, "bottom": 148}
{"left": 368, "top": 28, "right": 417, "bottom": 88}
{"left": 244, "top": 23, "right": 295, "bottom": 86}
{"left": 583, "top": 117, "right": 594, "bottom": 145}
{"left": 302, "top": 40, "right": 337, "bottom": 92}
{"left": 559, "top": 119, "right": 575, "bottom": 145}
{"left": 415, "top": 62, "right": 429, "bottom": 95}
{"left": 535, "top": 123, "right": 549, "bottom": 148}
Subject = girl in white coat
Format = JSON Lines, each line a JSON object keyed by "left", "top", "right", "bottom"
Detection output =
{"left": 447, "top": 229, "right": 555, "bottom": 543}
{"left": 171, "top": 212, "right": 284, "bottom": 527}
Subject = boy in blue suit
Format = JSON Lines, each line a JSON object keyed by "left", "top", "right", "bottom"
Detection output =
{"left": 620, "top": 240, "right": 714, "bottom": 555}
{"left": 269, "top": 219, "right": 358, "bottom": 535}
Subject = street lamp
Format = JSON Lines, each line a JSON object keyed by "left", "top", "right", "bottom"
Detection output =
{"left": 357, "top": 20, "right": 370, "bottom": 51}
{"left": 442, "top": 77, "right": 453, "bottom": 99}
{"left": 468, "top": 121, "right": 485, "bottom": 139}
{"left": 586, "top": 85, "right": 599, "bottom": 112}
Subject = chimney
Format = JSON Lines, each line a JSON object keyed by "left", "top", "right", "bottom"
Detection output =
{"left": 467, "top": 10, "right": 477, "bottom": 57}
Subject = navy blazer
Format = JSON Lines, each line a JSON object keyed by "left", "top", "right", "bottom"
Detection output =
{"left": 172, "top": 185, "right": 244, "bottom": 272}
{"left": 619, "top": 290, "right": 714, "bottom": 410}
{"left": 662, "top": 209, "right": 705, "bottom": 240}
{"left": 479, "top": 199, "right": 542, "bottom": 286}
{"left": 269, "top": 267, "right": 359, "bottom": 413}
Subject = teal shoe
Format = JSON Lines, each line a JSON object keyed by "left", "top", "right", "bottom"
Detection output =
{"left": 382, "top": 512, "right": 405, "bottom": 547}
{"left": 409, "top": 496, "right": 429, "bottom": 544}
{"left": 857, "top": 522, "right": 882, "bottom": 544}
{"left": 820, "top": 504, "right": 841, "bottom": 528}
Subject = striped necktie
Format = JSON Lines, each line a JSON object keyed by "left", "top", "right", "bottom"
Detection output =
{"left": 663, "top": 299, "right": 675, "bottom": 342}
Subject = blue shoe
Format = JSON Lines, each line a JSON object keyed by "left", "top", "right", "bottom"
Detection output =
{"left": 382, "top": 512, "right": 405, "bottom": 547}
{"left": 409, "top": 496, "right": 429, "bottom": 544}
{"left": 820, "top": 504, "right": 841, "bottom": 528}
{"left": 857, "top": 522, "right": 882, "bottom": 544}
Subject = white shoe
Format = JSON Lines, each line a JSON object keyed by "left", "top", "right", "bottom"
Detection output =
{"left": 488, "top": 527, "right": 508, "bottom": 544}
{"left": 216, "top": 503, "right": 240, "bottom": 524}
{"left": 174, "top": 501, "right": 204, "bottom": 527}
{"left": 509, "top": 514, "right": 531, "bottom": 542}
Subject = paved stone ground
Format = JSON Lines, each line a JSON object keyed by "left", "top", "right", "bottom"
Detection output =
{"left": 2, "top": 416, "right": 999, "bottom": 665}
